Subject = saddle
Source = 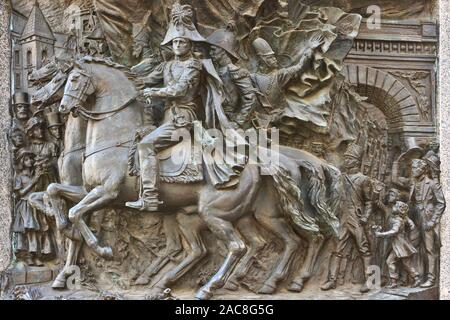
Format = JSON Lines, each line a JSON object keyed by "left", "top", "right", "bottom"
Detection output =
{"left": 128, "top": 137, "right": 203, "bottom": 184}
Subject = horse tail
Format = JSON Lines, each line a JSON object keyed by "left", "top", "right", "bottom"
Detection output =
{"left": 297, "top": 161, "right": 341, "bottom": 238}
{"left": 320, "top": 164, "right": 342, "bottom": 236}
{"left": 269, "top": 165, "right": 321, "bottom": 236}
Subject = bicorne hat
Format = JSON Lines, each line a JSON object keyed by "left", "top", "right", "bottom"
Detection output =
{"left": 161, "top": 2, "right": 206, "bottom": 46}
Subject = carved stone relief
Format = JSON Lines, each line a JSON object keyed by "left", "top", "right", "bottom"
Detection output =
{"left": 0, "top": 0, "right": 443, "bottom": 300}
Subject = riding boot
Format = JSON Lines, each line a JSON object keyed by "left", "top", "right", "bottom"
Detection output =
{"left": 126, "top": 143, "right": 162, "bottom": 211}
{"left": 321, "top": 254, "right": 341, "bottom": 291}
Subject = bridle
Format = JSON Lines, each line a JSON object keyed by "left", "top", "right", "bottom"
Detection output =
{"left": 63, "top": 64, "right": 139, "bottom": 162}
{"left": 65, "top": 66, "right": 139, "bottom": 121}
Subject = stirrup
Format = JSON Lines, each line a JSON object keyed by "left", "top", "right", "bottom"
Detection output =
{"left": 125, "top": 198, "right": 163, "bottom": 211}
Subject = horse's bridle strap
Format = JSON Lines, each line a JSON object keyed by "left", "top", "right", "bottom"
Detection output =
{"left": 61, "top": 144, "right": 86, "bottom": 159}
{"left": 76, "top": 94, "right": 139, "bottom": 121}
{"left": 83, "top": 139, "right": 133, "bottom": 162}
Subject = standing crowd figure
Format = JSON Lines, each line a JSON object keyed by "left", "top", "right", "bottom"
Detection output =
{"left": 321, "top": 141, "right": 445, "bottom": 292}
{"left": 9, "top": 92, "right": 64, "bottom": 267}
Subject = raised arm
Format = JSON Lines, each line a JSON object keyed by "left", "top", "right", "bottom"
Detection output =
{"left": 276, "top": 34, "right": 323, "bottom": 87}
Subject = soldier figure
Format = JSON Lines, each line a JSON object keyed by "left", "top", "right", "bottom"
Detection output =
{"left": 126, "top": 3, "right": 242, "bottom": 211}
{"left": 250, "top": 36, "right": 321, "bottom": 128}
{"left": 374, "top": 201, "right": 421, "bottom": 289}
{"left": 86, "top": 14, "right": 110, "bottom": 59}
{"left": 408, "top": 159, "right": 445, "bottom": 288}
{"left": 322, "top": 143, "right": 374, "bottom": 293}
{"left": 207, "top": 25, "right": 258, "bottom": 128}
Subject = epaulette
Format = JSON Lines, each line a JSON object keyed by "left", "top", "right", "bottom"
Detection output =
{"left": 229, "top": 64, "right": 250, "bottom": 80}
{"left": 187, "top": 58, "right": 203, "bottom": 70}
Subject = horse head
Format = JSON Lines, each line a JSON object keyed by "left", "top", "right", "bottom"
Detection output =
{"left": 60, "top": 63, "right": 95, "bottom": 114}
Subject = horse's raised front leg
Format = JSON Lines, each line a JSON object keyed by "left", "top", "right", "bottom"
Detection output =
{"left": 47, "top": 183, "right": 87, "bottom": 234}
{"left": 69, "top": 186, "right": 119, "bottom": 259}
{"left": 225, "top": 215, "right": 267, "bottom": 291}
{"left": 152, "top": 212, "right": 206, "bottom": 295}
{"left": 288, "top": 234, "right": 326, "bottom": 292}
{"left": 196, "top": 209, "right": 247, "bottom": 300}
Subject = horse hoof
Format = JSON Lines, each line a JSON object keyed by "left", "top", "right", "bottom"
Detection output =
{"left": 258, "top": 283, "right": 276, "bottom": 295}
{"left": 133, "top": 275, "right": 151, "bottom": 286}
{"left": 99, "top": 247, "right": 114, "bottom": 260}
{"left": 195, "top": 288, "right": 213, "bottom": 300}
{"left": 287, "top": 281, "right": 304, "bottom": 293}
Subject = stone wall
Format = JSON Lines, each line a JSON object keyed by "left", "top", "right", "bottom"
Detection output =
{"left": 439, "top": 0, "right": 450, "bottom": 301}
{"left": 0, "top": 0, "right": 12, "bottom": 272}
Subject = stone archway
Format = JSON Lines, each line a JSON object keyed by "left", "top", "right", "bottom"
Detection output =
{"left": 342, "top": 64, "right": 422, "bottom": 134}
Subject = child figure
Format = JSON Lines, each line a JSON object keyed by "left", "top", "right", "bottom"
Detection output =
{"left": 12, "top": 149, "right": 53, "bottom": 266}
{"left": 374, "top": 201, "right": 421, "bottom": 289}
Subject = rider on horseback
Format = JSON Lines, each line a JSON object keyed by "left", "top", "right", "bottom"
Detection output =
{"left": 126, "top": 2, "right": 245, "bottom": 211}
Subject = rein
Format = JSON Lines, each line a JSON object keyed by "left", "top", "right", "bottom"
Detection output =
{"left": 61, "top": 144, "right": 86, "bottom": 159}
{"left": 83, "top": 139, "right": 134, "bottom": 162}
{"left": 76, "top": 94, "right": 139, "bottom": 121}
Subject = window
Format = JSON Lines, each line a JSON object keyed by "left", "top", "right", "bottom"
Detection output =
{"left": 14, "top": 73, "right": 21, "bottom": 89}
{"left": 14, "top": 50, "right": 20, "bottom": 67}
{"left": 83, "top": 19, "right": 90, "bottom": 32}
{"left": 42, "top": 49, "right": 48, "bottom": 63}
{"left": 26, "top": 50, "right": 32, "bottom": 67}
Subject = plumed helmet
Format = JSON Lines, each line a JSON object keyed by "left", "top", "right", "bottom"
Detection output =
{"left": 252, "top": 37, "right": 275, "bottom": 56}
{"left": 12, "top": 92, "right": 30, "bottom": 106}
{"left": 161, "top": 2, "right": 206, "bottom": 46}
{"left": 206, "top": 23, "right": 239, "bottom": 61}
{"left": 344, "top": 143, "right": 363, "bottom": 160}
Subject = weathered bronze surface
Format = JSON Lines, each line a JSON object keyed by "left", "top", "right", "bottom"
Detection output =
{"left": 1, "top": 0, "right": 442, "bottom": 300}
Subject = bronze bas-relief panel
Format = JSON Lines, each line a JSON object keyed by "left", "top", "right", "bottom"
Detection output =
{"left": 1, "top": 0, "right": 442, "bottom": 300}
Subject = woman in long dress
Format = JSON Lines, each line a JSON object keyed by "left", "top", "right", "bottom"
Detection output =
{"left": 12, "top": 149, "right": 53, "bottom": 266}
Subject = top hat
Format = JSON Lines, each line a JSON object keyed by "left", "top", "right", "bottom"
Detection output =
{"left": 46, "top": 112, "right": 63, "bottom": 128}
{"left": 12, "top": 92, "right": 30, "bottom": 106}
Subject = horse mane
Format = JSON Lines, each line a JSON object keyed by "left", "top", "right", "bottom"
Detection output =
{"left": 78, "top": 56, "right": 141, "bottom": 88}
